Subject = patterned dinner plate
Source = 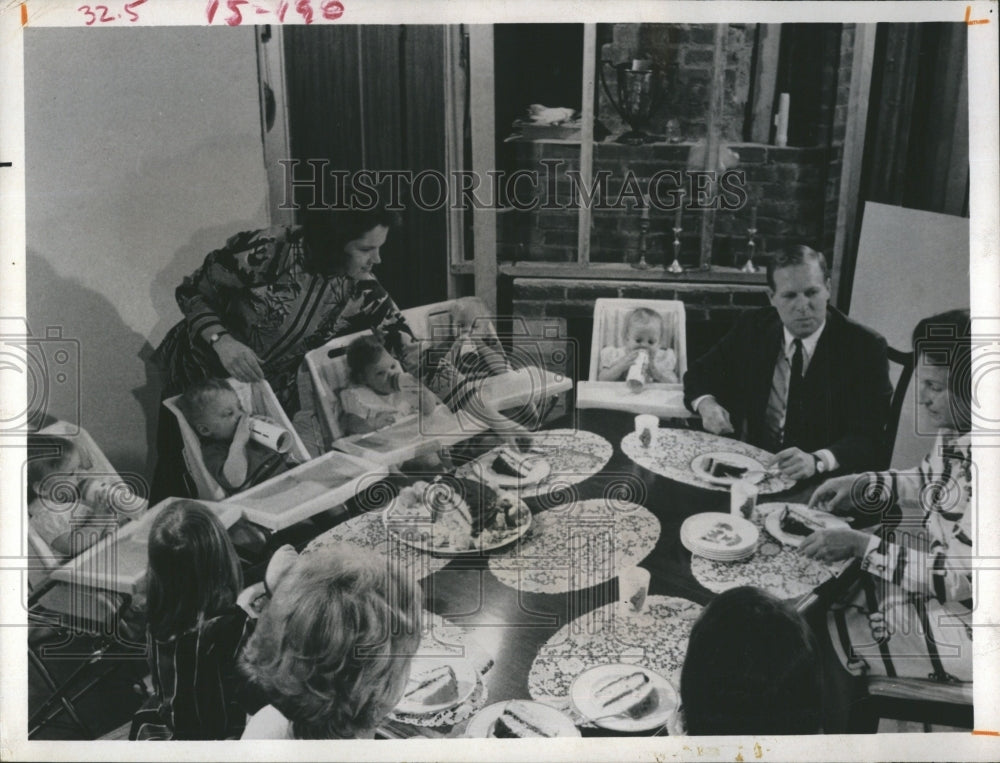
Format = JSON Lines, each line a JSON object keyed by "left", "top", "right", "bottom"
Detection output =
{"left": 680, "top": 512, "right": 759, "bottom": 560}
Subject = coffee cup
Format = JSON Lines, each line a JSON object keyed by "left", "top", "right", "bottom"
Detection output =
{"left": 730, "top": 479, "right": 759, "bottom": 520}
{"left": 619, "top": 566, "right": 651, "bottom": 613}
{"left": 634, "top": 414, "right": 659, "bottom": 448}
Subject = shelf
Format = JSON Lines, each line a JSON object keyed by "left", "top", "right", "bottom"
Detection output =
{"left": 497, "top": 261, "right": 769, "bottom": 284}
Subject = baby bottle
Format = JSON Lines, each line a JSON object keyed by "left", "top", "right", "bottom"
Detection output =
{"left": 247, "top": 417, "right": 292, "bottom": 454}
{"left": 626, "top": 350, "right": 650, "bottom": 393}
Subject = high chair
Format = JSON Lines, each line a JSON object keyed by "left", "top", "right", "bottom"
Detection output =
{"left": 163, "top": 378, "right": 311, "bottom": 501}
{"left": 26, "top": 421, "right": 146, "bottom": 738}
{"left": 577, "top": 298, "right": 693, "bottom": 418}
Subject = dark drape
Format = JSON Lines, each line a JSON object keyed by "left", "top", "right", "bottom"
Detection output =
{"left": 283, "top": 25, "right": 450, "bottom": 309}
{"left": 839, "top": 23, "right": 969, "bottom": 310}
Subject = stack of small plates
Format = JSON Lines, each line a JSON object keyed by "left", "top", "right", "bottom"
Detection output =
{"left": 680, "top": 512, "right": 759, "bottom": 562}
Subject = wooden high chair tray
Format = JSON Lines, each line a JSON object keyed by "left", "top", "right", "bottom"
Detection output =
{"left": 49, "top": 498, "right": 240, "bottom": 595}
{"left": 225, "top": 451, "right": 387, "bottom": 531}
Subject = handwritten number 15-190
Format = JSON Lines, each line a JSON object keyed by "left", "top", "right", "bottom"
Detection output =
{"left": 206, "top": 0, "right": 344, "bottom": 25}
{"left": 77, "top": 1, "right": 147, "bottom": 24}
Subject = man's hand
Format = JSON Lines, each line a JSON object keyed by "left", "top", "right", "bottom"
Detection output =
{"left": 798, "top": 527, "right": 870, "bottom": 563}
{"left": 768, "top": 447, "right": 815, "bottom": 481}
{"left": 808, "top": 474, "right": 859, "bottom": 514}
{"left": 213, "top": 334, "right": 265, "bottom": 382}
{"left": 697, "top": 398, "right": 735, "bottom": 435}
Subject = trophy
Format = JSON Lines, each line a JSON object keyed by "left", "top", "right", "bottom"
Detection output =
{"left": 600, "top": 59, "right": 662, "bottom": 146}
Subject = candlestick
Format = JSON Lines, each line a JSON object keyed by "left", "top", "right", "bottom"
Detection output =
{"left": 674, "top": 191, "right": 685, "bottom": 229}
{"left": 774, "top": 93, "right": 790, "bottom": 147}
{"left": 741, "top": 225, "right": 759, "bottom": 273}
{"left": 632, "top": 204, "right": 651, "bottom": 270}
{"left": 666, "top": 225, "right": 684, "bottom": 274}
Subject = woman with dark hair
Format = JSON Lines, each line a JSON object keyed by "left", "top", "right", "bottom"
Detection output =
{"left": 240, "top": 545, "right": 422, "bottom": 739}
{"left": 151, "top": 207, "right": 416, "bottom": 498}
{"left": 678, "top": 586, "right": 823, "bottom": 735}
{"left": 804, "top": 308, "right": 973, "bottom": 683}
{"left": 153, "top": 206, "right": 413, "bottom": 413}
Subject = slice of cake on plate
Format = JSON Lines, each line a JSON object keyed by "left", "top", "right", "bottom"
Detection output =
{"left": 593, "top": 670, "right": 659, "bottom": 719}
{"left": 402, "top": 664, "right": 460, "bottom": 706}
{"left": 491, "top": 702, "right": 561, "bottom": 738}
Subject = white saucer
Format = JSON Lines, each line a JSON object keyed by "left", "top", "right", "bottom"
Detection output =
{"left": 680, "top": 512, "right": 759, "bottom": 560}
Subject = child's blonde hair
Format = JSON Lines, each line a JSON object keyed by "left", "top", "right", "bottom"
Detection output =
{"left": 178, "top": 377, "right": 240, "bottom": 431}
{"left": 624, "top": 307, "right": 665, "bottom": 345}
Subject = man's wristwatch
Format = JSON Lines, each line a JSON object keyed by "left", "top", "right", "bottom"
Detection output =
{"left": 813, "top": 453, "right": 828, "bottom": 474}
{"left": 208, "top": 330, "right": 229, "bottom": 346}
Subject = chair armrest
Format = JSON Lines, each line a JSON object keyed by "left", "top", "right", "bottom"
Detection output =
{"left": 867, "top": 676, "right": 973, "bottom": 706}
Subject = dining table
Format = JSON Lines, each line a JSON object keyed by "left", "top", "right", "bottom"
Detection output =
{"left": 296, "top": 407, "right": 855, "bottom": 739}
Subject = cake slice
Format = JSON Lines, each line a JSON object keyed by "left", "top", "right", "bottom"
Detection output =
{"left": 709, "top": 459, "right": 748, "bottom": 480}
{"left": 491, "top": 448, "right": 535, "bottom": 479}
{"left": 593, "top": 670, "right": 659, "bottom": 719}
{"left": 491, "top": 702, "right": 557, "bottom": 738}
{"left": 403, "top": 664, "right": 459, "bottom": 706}
{"left": 779, "top": 505, "right": 824, "bottom": 538}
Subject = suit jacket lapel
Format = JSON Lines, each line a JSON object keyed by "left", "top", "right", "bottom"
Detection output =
{"left": 748, "top": 318, "right": 784, "bottom": 437}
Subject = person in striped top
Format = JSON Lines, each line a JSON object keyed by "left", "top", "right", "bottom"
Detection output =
{"left": 802, "top": 309, "right": 972, "bottom": 681}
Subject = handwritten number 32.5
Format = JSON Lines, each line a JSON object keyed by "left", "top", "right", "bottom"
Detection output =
{"left": 78, "top": 1, "right": 147, "bottom": 25}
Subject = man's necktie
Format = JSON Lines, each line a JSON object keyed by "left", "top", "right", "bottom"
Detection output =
{"left": 782, "top": 338, "right": 805, "bottom": 447}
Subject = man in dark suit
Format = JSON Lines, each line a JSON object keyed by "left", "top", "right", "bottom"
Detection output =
{"left": 684, "top": 245, "right": 891, "bottom": 480}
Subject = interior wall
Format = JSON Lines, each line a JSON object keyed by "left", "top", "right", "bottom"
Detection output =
{"left": 25, "top": 27, "right": 269, "bottom": 484}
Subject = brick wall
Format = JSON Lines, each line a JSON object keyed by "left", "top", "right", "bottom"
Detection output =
{"left": 599, "top": 24, "right": 753, "bottom": 142}
{"left": 498, "top": 141, "right": 835, "bottom": 268}
{"left": 496, "top": 23, "right": 856, "bottom": 270}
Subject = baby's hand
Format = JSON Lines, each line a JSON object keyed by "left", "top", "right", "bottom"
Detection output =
{"left": 233, "top": 413, "right": 252, "bottom": 443}
{"left": 265, "top": 544, "right": 298, "bottom": 594}
{"left": 371, "top": 412, "right": 397, "bottom": 430}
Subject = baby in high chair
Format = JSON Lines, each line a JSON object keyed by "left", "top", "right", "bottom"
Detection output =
{"left": 27, "top": 434, "right": 137, "bottom": 559}
{"left": 597, "top": 307, "right": 679, "bottom": 385}
{"left": 341, "top": 335, "right": 448, "bottom": 471}
{"left": 340, "top": 335, "right": 443, "bottom": 435}
{"left": 179, "top": 378, "right": 298, "bottom": 496}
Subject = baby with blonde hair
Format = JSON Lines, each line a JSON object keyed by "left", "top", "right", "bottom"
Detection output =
{"left": 598, "top": 307, "right": 678, "bottom": 384}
